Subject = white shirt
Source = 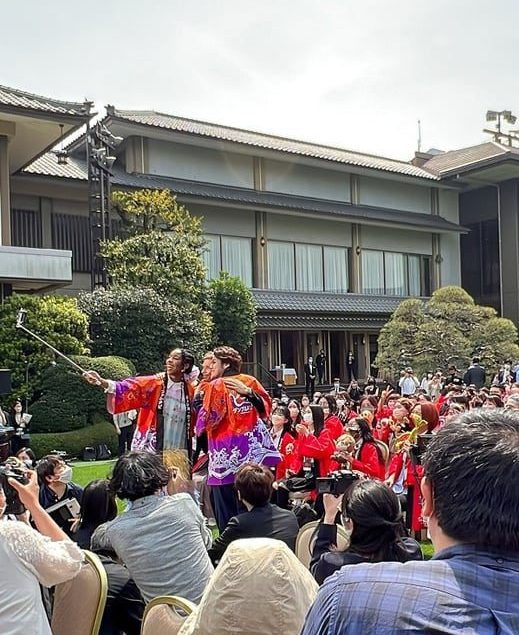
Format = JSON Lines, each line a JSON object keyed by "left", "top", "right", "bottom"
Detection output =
{"left": 0, "top": 520, "right": 83, "bottom": 635}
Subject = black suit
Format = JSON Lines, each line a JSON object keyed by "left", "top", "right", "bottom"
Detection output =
{"left": 207, "top": 503, "right": 299, "bottom": 564}
{"left": 463, "top": 364, "right": 486, "bottom": 389}
{"left": 304, "top": 363, "right": 316, "bottom": 396}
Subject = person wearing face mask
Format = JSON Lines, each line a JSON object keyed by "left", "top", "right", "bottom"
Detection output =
{"left": 294, "top": 405, "right": 335, "bottom": 478}
{"left": 15, "top": 447, "right": 36, "bottom": 469}
{"left": 37, "top": 455, "right": 83, "bottom": 535}
{"left": 318, "top": 395, "right": 343, "bottom": 441}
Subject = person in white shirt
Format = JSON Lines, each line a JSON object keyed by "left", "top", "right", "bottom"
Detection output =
{"left": 113, "top": 409, "right": 138, "bottom": 456}
{"left": 399, "top": 368, "right": 420, "bottom": 397}
{"left": 0, "top": 470, "right": 83, "bottom": 635}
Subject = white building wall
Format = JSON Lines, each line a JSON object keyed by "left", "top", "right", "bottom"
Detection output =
{"left": 359, "top": 176, "right": 431, "bottom": 214}
{"left": 147, "top": 139, "right": 254, "bottom": 188}
{"left": 266, "top": 214, "right": 352, "bottom": 246}
{"left": 361, "top": 225, "right": 433, "bottom": 254}
{"left": 263, "top": 159, "right": 351, "bottom": 201}
{"left": 439, "top": 189, "right": 461, "bottom": 285}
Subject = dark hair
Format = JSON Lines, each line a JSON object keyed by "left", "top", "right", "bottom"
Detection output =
{"left": 235, "top": 463, "right": 274, "bottom": 507}
{"left": 170, "top": 348, "right": 195, "bottom": 374}
{"left": 342, "top": 480, "right": 409, "bottom": 562}
{"left": 423, "top": 409, "right": 519, "bottom": 551}
{"left": 360, "top": 396, "right": 378, "bottom": 410}
{"left": 484, "top": 395, "right": 504, "bottom": 408}
{"left": 354, "top": 417, "right": 384, "bottom": 465}
{"left": 472, "top": 357, "right": 480, "bottom": 364}
{"left": 271, "top": 405, "right": 292, "bottom": 435}
{"left": 79, "top": 479, "right": 117, "bottom": 530}
{"left": 309, "top": 405, "right": 325, "bottom": 436}
{"left": 36, "top": 455, "right": 64, "bottom": 485}
{"left": 15, "top": 447, "right": 36, "bottom": 464}
{"left": 109, "top": 452, "right": 170, "bottom": 501}
{"left": 321, "top": 394, "right": 338, "bottom": 415}
{"left": 287, "top": 399, "right": 302, "bottom": 430}
{"left": 213, "top": 346, "right": 242, "bottom": 373}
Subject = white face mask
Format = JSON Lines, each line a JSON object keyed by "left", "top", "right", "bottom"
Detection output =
{"left": 58, "top": 465, "right": 73, "bottom": 484}
{"left": 23, "top": 459, "right": 33, "bottom": 469}
{"left": 303, "top": 412, "right": 313, "bottom": 423}
{"left": 336, "top": 399, "right": 345, "bottom": 408}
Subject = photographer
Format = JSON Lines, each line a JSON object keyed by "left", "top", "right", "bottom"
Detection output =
{"left": 310, "top": 481, "right": 422, "bottom": 584}
{"left": 0, "top": 470, "right": 83, "bottom": 635}
{"left": 37, "top": 455, "right": 83, "bottom": 535}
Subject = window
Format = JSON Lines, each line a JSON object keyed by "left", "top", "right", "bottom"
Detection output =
{"left": 362, "top": 249, "right": 431, "bottom": 296}
{"left": 324, "top": 246, "right": 349, "bottom": 292}
{"left": 268, "top": 241, "right": 295, "bottom": 290}
{"left": 202, "top": 234, "right": 252, "bottom": 286}
{"left": 11, "top": 209, "right": 42, "bottom": 248}
{"left": 296, "top": 244, "right": 323, "bottom": 291}
{"left": 51, "top": 213, "right": 91, "bottom": 273}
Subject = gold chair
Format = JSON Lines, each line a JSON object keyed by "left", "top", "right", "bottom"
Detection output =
{"left": 141, "top": 596, "right": 197, "bottom": 635}
{"left": 51, "top": 550, "right": 108, "bottom": 635}
{"left": 295, "top": 520, "right": 350, "bottom": 569}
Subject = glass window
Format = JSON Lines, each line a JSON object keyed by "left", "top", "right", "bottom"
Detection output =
{"left": 384, "top": 252, "right": 407, "bottom": 296}
{"left": 268, "top": 241, "right": 295, "bottom": 290}
{"left": 221, "top": 236, "right": 252, "bottom": 286}
{"left": 408, "top": 255, "right": 421, "bottom": 296}
{"left": 296, "top": 244, "right": 323, "bottom": 291}
{"left": 362, "top": 250, "right": 384, "bottom": 294}
{"left": 324, "top": 246, "right": 349, "bottom": 293}
{"left": 202, "top": 234, "right": 221, "bottom": 280}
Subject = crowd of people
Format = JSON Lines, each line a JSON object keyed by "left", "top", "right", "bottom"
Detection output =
{"left": 1, "top": 346, "right": 519, "bottom": 634}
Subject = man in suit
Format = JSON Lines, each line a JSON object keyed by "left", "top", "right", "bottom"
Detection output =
{"left": 207, "top": 463, "right": 299, "bottom": 564}
{"left": 304, "top": 356, "right": 317, "bottom": 397}
{"left": 463, "top": 357, "right": 486, "bottom": 389}
{"left": 316, "top": 350, "right": 326, "bottom": 384}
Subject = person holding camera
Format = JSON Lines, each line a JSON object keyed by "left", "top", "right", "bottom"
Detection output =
{"left": 398, "top": 367, "right": 419, "bottom": 397}
{"left": 310, "top": 481, "right": 422, "bottom": 584}
{"left": 0, "top": 470, "right": 83, "bottom": 635}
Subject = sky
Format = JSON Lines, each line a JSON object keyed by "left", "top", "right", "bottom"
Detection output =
{"left": 2, "top": 0, "right": 519, "bottom": 160}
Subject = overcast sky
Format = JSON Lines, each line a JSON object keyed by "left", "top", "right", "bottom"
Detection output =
{"left": 2, "top": 0, "right": 519, "bottom": 160}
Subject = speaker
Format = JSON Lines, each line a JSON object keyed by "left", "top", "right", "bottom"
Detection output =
{"left": 82, "top": 446, "right": 96, "bottom": 462}
{"left": 0, "top": 369, "right": 11, "bottom": 395}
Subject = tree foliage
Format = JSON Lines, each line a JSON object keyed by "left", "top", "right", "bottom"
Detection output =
{"left": 79, "top": 288, "right": 213, "bottom": 374}
{"left": 376, "top": 286, "right": 519, "bottom": 379}
{"left": 208, "top": 272, "right": 257, "bottom": 353}
{"left": 0, "top": 294, "right": 88, "bottom": 404}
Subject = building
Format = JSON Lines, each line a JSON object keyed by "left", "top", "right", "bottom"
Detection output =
{"left": 0, "top": 85, "right": 91, "bottom": 299}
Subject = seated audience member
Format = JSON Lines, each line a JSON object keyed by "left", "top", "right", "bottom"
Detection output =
{"left": 179, "top": 538, "right": 318, "bottom": 635}
{"left": 72, "top": 479, "right": 117, "bottom": 549}
{"left": 37, "top": 454, "right": 83, "bottom": 535}
{"left": 93, "top": 451, "right": 213, "bottom": 603}
{"left": 302, "top": 409, "right": 519, "bottom": 634}
{"left": 311, "top": 481, "right": 422, "bottom": 585}
{"left": 14, "top": 447, "right": 36, "bottom": 468}
{"left": 341, "top": 418, "right": 385, "bottom": 480}
{"left": 0, "top": 470, "right": 83, "bottom": 635}
{"left": 208, "top": 463, "right": 299, "bottom": 564}
{"left": 90, "top": 524, "right": 145, "bottom": 635}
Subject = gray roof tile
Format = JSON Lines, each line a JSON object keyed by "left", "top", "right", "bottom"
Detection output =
{"left": 0, "top": 84, "right": 91, "bottom": 118}
{"left": 22, "top": 154, "right": 464, "bottom": 233}
{"left": 108, "top": 108, "right": 439, "bottom": 181}
{"left": 256, "top": 314, "right": 389, "bottom": 330}
{"left": 422, "top": 141, "right": 519, "bottom": 176}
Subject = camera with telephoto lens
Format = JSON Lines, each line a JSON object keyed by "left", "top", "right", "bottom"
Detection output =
{"left": 0, "top": 461, "right": 29, "bottom": 516}
{"left": 409, "top": 433, "right": 434, "bottom": 467}
{"left": 316, "top": 470, "right": 360, "bottom": 496}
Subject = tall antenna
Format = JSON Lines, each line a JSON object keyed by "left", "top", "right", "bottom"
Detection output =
{"left": 417, "top": 119, "right": 422, "bottom": 152}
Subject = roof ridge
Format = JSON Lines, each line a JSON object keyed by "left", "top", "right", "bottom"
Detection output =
{"left": 0, "top": 83, "right": 90, "bottom": 110}
{"left": 110, "top": 108, "right": 423, "bottom": 168}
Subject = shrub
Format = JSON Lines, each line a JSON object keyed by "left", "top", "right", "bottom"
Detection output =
{"left": 30, "top": 355, "right": 135, "bottom": 433}
{"left": 30, "top": 419, "right": 118, "bottom": 459}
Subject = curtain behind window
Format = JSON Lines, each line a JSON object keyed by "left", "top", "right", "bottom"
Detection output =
{"left": 221, "top": 236, "right": 253, "bottom": 286}
{"left": 296, "top": 244, "right": 323, "bottom": 291}
{"left": 384, "top": 252, "right": 407, "bottom": 295}
{"left": 362, "top": 250, "right": 384, "bottom": 294}
{"left": 408, "top": 255, "right": 421, "bottom": 296}
{"left": 268, "top": 241, "right": 295, "bottom": 290}
{"left": 324, "top": 246, "right": 349, "bottom": 292}
{"left": 202, "top": 235, "right": 221, "bottom": 280}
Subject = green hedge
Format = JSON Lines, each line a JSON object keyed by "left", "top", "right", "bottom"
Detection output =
{"left": 30, "top": 420, "right": 118, "bottom": 459}
{"left": 30, "top": 355, "right": 135, "bottom": 433}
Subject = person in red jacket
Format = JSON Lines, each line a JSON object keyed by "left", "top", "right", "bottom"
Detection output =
{"left": 318, "top": 395, "right": 344, "bottom": 441}
{"left": 342, "top": 418, "right": 385, "bottom": 480}
{"left": 269, "top": 406, "right": 297, "bottom": 481}
{"left": 293, "top": 405, "right": 335, "bottom": 478}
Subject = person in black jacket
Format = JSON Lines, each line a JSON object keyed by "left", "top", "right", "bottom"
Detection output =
{"left": 208, "top": 463, "right": 299, "bottom": 564}
{"left": 310, "top": 480, "right": 422, "bottom": 585}
{"left": 463, "top": 357, "right": 486, "bottom": 389}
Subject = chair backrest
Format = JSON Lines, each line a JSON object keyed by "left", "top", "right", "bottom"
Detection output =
{"left": 295, "top": 520, "right": 350, "bottom": 568}
{"left": 51, "top": 550, "right": 108, "bottom": 635}
{"left": 141, "top": 596, "right": 197, "bottom": 635}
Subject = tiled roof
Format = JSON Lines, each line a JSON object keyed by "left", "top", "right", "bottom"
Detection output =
{"left": 0, "top": 84, "right": 91, "bottom": 118}
{"left": 107, "top": 108, "right": 439, "bottom": 181}
{"left": 252, "top": 289, "right": 409, "bottom": 315}
{"left": 422, "top": 141, "right": 519, "bottom": 176}
{"left": 22, "top": 154, "right": 464, "bottom": 233}
{"left": 256, "top": 314, "right": 389, "bottom": 330}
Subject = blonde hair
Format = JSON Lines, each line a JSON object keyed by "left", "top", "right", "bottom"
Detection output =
{"left": 162, "top": 449, "right": 193, "bottom": 496}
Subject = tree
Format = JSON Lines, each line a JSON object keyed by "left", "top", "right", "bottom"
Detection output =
{"left": 0, "top": 294, "right": 89, "bottom": 403}
{"left": 102, "top": 189, "right": 207, "bottom": 299}
{"left": 208, "top": 273, "right": 257, "bottom": 353}
{"left": 375, "top": 286, "right": 519, "bottom": 379}
{"left": 79, "top": 287, "right": 213, "bottom": 374}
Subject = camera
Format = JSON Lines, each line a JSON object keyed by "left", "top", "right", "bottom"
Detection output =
{"left": 316, "top": 470, "right": 359, "bottom": 496}
{"left": 0, "top": 461, "right": 29, "bottom": 516}
{"left": 409, "top": 433, "right": 434, "bottom": 466}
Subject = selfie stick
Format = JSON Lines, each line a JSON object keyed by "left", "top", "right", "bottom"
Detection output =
{"left": 15, "top": 308, "right": 88, "bottom": 375}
